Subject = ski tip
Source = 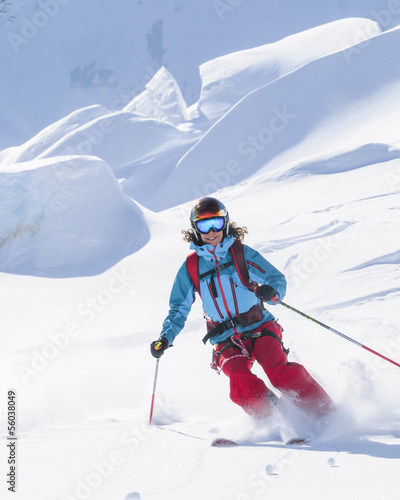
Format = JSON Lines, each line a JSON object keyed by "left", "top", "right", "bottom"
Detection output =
{"left": 286, "top": 437, "right": 308, "bottom": 446}
{"left": 211, "top": 438, "right": 238, "bottom": 447}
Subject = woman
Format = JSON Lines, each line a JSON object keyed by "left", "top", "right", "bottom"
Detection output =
{"left": 150, "top": 197, "right": 334, "bottom": 419}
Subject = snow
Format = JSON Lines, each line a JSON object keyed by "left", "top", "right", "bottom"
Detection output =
{"left": 1, "top": 105, "right": 111, "bottom": 167}
{"left": 123, "top": 66, "right": 190, "bottom": 125}
{"left": 197, "top": 17, "right": 382, "bottom": 121}
{"left": 2, "top": 0, "right": 400, "bottom": 150}
{"left": 153, "top": 24, "right": 400, "bottom": 211}
{"left": 0, "top": 156, "right": 149, "bottom": 277}
{"left": 1, "top": 3, "right": 400, "bottom": 499}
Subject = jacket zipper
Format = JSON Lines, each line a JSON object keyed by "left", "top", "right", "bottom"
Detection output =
{"left": 230, "top": 278, "right": 239, "bottom": 316}
{"left": 208, "top": 283, "right": 224, "bottom": 319}
{"left": 248, "top": 260, "right": 266, "bottom": 274}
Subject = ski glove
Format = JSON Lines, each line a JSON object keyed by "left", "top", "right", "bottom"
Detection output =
{"left": 150, "top": 336, "right": 169, "bottom": 358}
{"left": 255, "top": 284, "right": 278, "bottom": 303}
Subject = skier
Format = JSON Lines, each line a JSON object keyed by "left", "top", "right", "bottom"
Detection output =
{"left": 150, "top": 197, "right": 334, "bottom": 420}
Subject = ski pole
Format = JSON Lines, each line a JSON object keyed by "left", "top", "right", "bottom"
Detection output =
{"left": 277, "top": 299, "right": 400, "bottom": 369}
{"left": 149, "top": 358, "right": 160, "bottom": 425}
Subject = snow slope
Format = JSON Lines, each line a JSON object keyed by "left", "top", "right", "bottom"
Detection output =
{"left": 152, "top": 25, "right": 400, "bottom": 210}
{"left": 197, "top": 17, "right": 382, "bottom": 121}
{"left": 1, "top": 5, "right": 400, "bottom": 500}
{"left": 1, "top": 157, "right": 399, "bottom": 500}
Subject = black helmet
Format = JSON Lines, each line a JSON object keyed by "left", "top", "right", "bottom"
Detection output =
{"left": 190, "top": 197, "right": 230, "bottom": 242}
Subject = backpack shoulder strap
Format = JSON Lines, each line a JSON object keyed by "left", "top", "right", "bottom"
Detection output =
{"left": 186, "top": 240, "right": 256, "bottom": 297}
{"left": 186, "top": 251, "right": 201, "bottom": 296}
{"left": 230, "top": 240, "right": 257, "bottom": 291}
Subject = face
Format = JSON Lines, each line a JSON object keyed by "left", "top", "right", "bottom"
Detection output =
{"left": 200, "top": 229, "right": 223, "bottom": 247}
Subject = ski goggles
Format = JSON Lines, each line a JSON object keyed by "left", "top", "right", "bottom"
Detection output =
{"left": 196, "top": 217, "right": 225, "bottom": 234}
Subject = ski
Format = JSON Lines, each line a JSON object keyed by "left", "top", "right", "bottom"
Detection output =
{"left": 211, "top": 438, "right": 238, "bottom": 447}
{"left": 285, "top": 437, "right": 308, "bottom": 445}
{"left": 211, "top": 437, "right": 308, "bottom": 447}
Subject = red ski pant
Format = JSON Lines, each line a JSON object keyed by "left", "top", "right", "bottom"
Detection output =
{"left": 215, "top": 321, "right": 334, "bottom": 419}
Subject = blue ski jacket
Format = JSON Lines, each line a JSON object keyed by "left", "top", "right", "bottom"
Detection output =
{"left": 161, "top": 235, "right": 287, "bottom": 346}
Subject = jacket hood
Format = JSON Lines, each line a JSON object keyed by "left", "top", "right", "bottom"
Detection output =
{"left": 190, "top": 235, "right": 235, "bottom": 261}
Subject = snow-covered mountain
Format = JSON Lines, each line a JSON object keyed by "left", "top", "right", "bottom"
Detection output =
{"left": 1, "top": 3, "right": 400, "bottom": 499}
{"left": 1, "top": 0, "right": 400, "bottom": 149}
